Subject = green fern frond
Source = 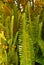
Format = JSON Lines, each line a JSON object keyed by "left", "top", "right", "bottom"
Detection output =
{"left": 18, "top": 13, "right": 35, "bottom": 65}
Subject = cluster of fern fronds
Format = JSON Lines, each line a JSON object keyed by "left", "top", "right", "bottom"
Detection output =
{"left": 0, "top": 0, "right": 44, "bottom": 65}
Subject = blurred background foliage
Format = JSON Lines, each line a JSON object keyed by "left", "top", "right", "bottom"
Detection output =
{"left": 0, "top": 0, "right": 44, "bottom": 65}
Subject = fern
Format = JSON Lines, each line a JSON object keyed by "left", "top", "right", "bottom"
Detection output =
{"left": 18, "top": 13, "right": 35, "bottom": 65}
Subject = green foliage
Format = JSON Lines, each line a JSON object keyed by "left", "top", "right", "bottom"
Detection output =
{"left": 0, "top": 1, "right": 44, "bottom": 65}
{"left": 18, "top": 13, "right": 35, "bottom": 65}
